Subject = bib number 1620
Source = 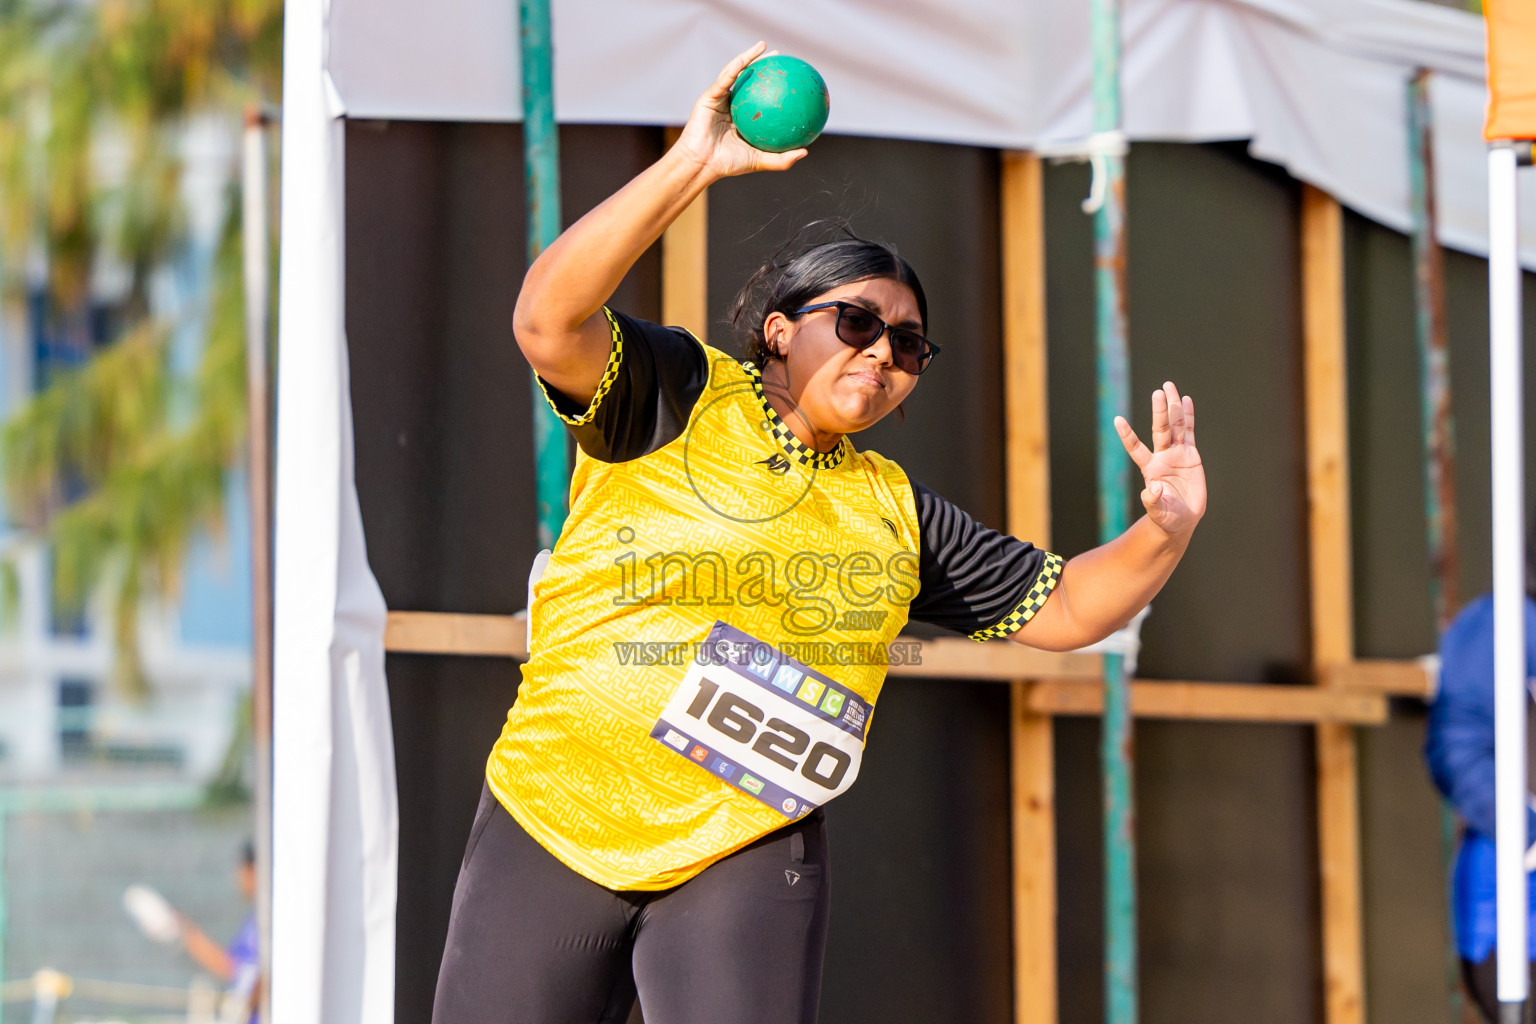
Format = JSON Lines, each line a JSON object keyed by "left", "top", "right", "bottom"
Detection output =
{"left": 685, "top": 677, "right": 852, "bottom": 790}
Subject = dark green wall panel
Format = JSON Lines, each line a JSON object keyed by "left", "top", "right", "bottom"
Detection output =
{"left": 1048, "top": 144, "right": 1318, "bottom": 1024}
{"left": 1345, "top": 212, "right": 1536, "bottom": 659}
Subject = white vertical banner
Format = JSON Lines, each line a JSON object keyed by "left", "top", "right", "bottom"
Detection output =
{"left": 1489, "top": 141, "right": 1528, "bottom": 1007}
{"left": 274, "top": 0, "right": 399, "bottom": 1022}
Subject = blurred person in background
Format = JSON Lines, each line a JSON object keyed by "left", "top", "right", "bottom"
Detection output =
{"left": 1425, "top": 538, "right": 1536, "bottom": 1023}
{"left": 171, "top": 840, "right": 260, "bottom": 1022}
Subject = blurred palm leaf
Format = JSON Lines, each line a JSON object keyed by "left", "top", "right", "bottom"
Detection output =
{"left": 0, "top": 0, "right": 281, "bottom": 695}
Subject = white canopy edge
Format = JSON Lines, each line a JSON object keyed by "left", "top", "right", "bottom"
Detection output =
{"left": 326, "top": 0, "right": 1536, "bottom": 266}
{"left": 273, "top": 0, "right": 398, "bottom": 1021}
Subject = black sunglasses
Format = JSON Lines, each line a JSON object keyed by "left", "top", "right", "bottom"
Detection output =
{"left": 791, "top": 301, "right": 940, "bottom": 376}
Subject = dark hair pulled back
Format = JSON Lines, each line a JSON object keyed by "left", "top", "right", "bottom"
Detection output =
{"left": 729, "top": 223, "right": 928, "bottom": 369}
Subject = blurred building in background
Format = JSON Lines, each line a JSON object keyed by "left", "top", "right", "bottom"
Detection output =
{"left": 0, "top": 118, "right": 252, "bottom": 788}
{"left": 0, "top": 116, "right": 255, "bottom": 1019}
{"left": 0, "top": 540, "right": 250, "bottom": 784}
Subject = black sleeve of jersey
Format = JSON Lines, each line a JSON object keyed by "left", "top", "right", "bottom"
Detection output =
{"left": 908, "top": 481, "right": 1063, "bottom": 641}
{"left": 533, "top": 308, "right": 709, "bottom": 463}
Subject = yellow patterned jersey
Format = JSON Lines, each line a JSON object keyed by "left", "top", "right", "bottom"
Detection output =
{"left": 487, "top": 309, "right": 1061, "bottom": 890}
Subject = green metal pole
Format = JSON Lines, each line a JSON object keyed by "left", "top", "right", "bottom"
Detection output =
{"left": 1408, "top": 70, "right": 1460, "bottom": 629}
{"left": 1408, "top": 67, "right": 1466, "bottom": 1024}
{"left": 1090, "top": 1, "right": 1136, "bottom": 1021}
{"left": 520, "top": 0, "right": 570, "bottom": 549}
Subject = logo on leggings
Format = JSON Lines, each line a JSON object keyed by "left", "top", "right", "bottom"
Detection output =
{"left": 785, "top": 870, "right": 801, "bottom": 886}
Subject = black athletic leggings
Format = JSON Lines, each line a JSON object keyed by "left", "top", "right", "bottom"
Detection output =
{"left": 432, "top": 785, "right": 831, "bottom": 1024}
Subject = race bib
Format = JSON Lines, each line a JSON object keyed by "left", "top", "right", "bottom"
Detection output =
{"left": 650, "top": 621, "right": 873, "bottom": 818}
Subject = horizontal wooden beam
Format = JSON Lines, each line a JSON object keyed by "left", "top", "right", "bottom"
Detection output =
{"left": 384, "top": 611, "right": 527, "bottom": 658}
{"left": 383, "top": 611, "right": 1104, "bottom": 679}
{"left": 886, "top": 637, "right": 1103, "bottom": 682}
{"left": 1021, "top": 680, "right": 1388, "bottom": 725}
{"left": 383, "top": 613, "right": 1392, "bottom": 723}
{"left": 1318, "top": 659, "right": 1434, "bottom": 698}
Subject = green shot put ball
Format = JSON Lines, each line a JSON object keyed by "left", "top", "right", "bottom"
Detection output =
{"left": 729, "top": 55, "right": 830, "bottom": 154}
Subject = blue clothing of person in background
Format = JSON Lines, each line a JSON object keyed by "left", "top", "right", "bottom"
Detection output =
{"left": 227, "top": 911, "right": 258, "bottom": 972}
{"left": 1425, "top": 592, "right": 1536, "bottom": 1021}
{"left": 226, "top": 910, "right": 259, "bottom": 1023}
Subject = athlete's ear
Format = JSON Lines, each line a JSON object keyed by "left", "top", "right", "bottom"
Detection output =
{"left": 762, "top": 311, "right": 793, "bottom": 358}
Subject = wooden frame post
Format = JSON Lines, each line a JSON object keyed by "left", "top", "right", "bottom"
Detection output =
{"left": 1002, "top": 150, "right": 1057, "bottom": 1024}
{"left": 1302, "top": 184, "right": 1366, "bottom": 1024}
{"left": 661, "top": 127, "right": 709, "bottom": 340}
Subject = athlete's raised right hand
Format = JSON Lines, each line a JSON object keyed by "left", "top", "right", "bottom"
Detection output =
{"left": 515, "top": 46, "right": 801, "bottom": 405}
{"left": 671, "top": 44, "right": 809, "bottom": 180}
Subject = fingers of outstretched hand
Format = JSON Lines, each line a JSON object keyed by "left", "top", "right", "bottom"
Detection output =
{"left": 1116, "top": 415, "right": 1152, "bottom": 469}
{"left": 712, "top": 42, "right": 768, "bottom": 95}
{"left": 1162, "top": 381, "right": 1185, "bottom": 446}
{"left": 1150, "top": 388, "right": 1170, "bottom": 451}
{"left": 1181, "top": 394, "right": 1196, "bottom": 448}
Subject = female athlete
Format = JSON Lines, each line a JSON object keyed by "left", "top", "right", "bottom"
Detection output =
{"left": 432, "top": 43, "right": 1207, "bottom": 1024}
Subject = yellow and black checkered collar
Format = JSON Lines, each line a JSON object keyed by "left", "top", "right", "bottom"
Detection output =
{"left": 741, "top": 361, "right": 849, "bottom": 471}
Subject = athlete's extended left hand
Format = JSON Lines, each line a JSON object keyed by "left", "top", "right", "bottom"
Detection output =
{"left": 1114, "top": 382, "right": 1206, "bottom": 537}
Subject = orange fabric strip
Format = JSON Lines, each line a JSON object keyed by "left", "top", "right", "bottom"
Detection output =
{"left": 1486, "top": 0, "right": 1536, "bottom": 141}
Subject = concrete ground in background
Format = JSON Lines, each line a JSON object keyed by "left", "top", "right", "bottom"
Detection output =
{"left": 4, "top": 803, "right": 252, "bottom": 1020}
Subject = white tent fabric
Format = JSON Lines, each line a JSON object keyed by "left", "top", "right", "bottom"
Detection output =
{"left": 326, "top": 0, "right": 1536, "bottom": 266}
{"left": 273, "top": 0, "right": 398, "bottom": 1022}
